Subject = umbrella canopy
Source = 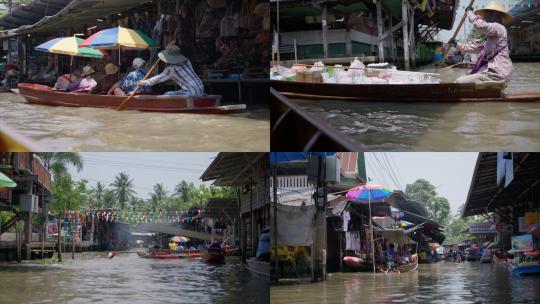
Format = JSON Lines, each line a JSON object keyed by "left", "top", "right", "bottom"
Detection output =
{"left": 171, "top": 236, "right": 190, "bottom": 243}
{"left": 80, "top": 26, "right": 158, "bottom": 50}
{"left": 346, "top": 184, "right": 393, "bottom": 202}
{"left": 0, "top": 171, "right": 17, "bottom": 188}
{"left": 35, "top": 37, "right": 106, "bottom": 58}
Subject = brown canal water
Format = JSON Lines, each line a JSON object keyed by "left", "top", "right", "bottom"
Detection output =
{"left": 270, "top": 262, "right": 540, "bottom": 304}
{"left": 295, "top": 62, "right": 540, "bottom": 151}
{"left": 0, "top": 252, "right": 268, "bottom": 304}
{"left": 0, "top": 94, "right": 269, "bottom": 151}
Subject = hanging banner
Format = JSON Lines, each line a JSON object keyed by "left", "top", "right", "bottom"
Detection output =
{"left": 519, "top": 217, "right": 540, "bottom": 232}
{"left": 469, "top": 222, "right": 496, "bottom": 234}
{"left": 511, "top": 234, "right": 533, "bottom": 252}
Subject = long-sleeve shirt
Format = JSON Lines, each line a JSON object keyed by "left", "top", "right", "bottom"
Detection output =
{"left": 70, "top": 77, "right": 97, "bottom": 93}
{"left": 143, "top": 60, "right": 204, "bottom": 96}
{"left": 457, "top": 10, "right": 512, "bottom": 81}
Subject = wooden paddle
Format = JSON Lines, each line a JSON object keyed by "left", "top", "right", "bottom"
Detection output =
{"left": 435, "top": 0, "right": 475, "bottom": 74}
{"left": 116, "top": 59, "right": 161, "bottom": 111}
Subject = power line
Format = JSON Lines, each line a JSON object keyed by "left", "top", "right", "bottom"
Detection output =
{"left": 81, "top": 154, "right": 212, "bottom": 168}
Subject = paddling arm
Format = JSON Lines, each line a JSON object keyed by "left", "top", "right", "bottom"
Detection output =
{"left": 141, "top": 67, "right": 172, "bottom": 86}
{"left": 457, "top": 40, "right": 481, "bottom": 54}
{"left": 467, "top": 10, "right": 506, "bottom": 38}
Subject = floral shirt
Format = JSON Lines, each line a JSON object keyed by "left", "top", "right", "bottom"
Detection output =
{"left": 120, "top": 68, "right": 152, "bottom": 94}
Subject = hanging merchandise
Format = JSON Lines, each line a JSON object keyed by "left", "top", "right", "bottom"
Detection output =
{"left": 342, "top": 210, "right": 351, "bottom": 232}
{"left": 427, "top": 0, "right": 437, "bottom": 18}
{"left": 220, "top": 6, "right": 239, "bottom": 38}
{"left": 345, "top": 231, "right": 361, "bottom": 251}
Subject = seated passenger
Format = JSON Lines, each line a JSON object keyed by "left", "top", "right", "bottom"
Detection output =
{"left": 109, "top": 58, "right": 151, "bottom": 96}
{"left": 91, "top": 63, "right": 120, "bottom": 95}
{"left": 53, "top": 69, "right": 81, "bottom": 91}
{"left": 138, "top": 45, "right": 204, "bottom": 96}
{"left": 69, "top": 66, "right": 97, "bottom": 93}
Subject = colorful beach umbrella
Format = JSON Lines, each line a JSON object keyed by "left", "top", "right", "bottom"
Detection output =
{"left": 35, "top": 37, "right": 106, "bottom": 58}
{"left": 345, "top": 184, "right": 393, "bottom": 203}
{"left": 0, "top": 171, "right": 17, "bottom": 188}
{"left": 171, "top": 236, "right": 190, "bottom": 243}
{"left": 80, "top": 26, "right": 158, "bottom": 50}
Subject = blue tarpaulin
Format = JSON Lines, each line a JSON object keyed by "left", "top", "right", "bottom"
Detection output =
{"left": 269, "top": 152, "right": 335, "bottom": 165}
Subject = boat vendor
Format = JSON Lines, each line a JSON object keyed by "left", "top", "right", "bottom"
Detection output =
{"left": 449, "top": 0, "right": 513, "bottom": 84}
{"left": 385, "top": 243, "right": 398, "bottom": 268}
{"left": 53, "top": 68, "right": 81, "bottom": 91}
{"left": 138, "top": 45, "right": 205, "bottom": 96}
{"left": 91, "top": 63, "right": 120, "bottom": 95}
{"left": 70, "top": 66, "right": 97, "bottom": 93}
{"left": 108, "top": 58, "right": 151, "bottom": 96}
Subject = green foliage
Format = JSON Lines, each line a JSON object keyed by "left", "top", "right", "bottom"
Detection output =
{"left": 110, "top": 172, "right": 136, "bottom": 210}
{"left": 443, "top": 204, "right": 484, "bottom": 244}
{"left": 50, "top": 175, "right": 88, "bottom": 213}
{"left": 36, "top": 152, "right": 83, "bottom": 180}
{"left": 405, "top": 178, "right": 451, "bottom": 226}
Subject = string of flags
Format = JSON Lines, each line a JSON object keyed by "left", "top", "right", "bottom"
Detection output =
{"left": 419, "top": 1, "right": 540, "bottom": 14}
{"left": 52, "top": 208, "right": 230, "bottom": 226}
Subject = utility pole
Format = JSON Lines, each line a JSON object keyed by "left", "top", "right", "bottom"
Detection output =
{"left": 313, "top": 156, "right": 327, "bottom": 282}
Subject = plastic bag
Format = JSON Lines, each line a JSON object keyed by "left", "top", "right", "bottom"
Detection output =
{"left": 348, "top": 57, "right": 365, "bottom": 78}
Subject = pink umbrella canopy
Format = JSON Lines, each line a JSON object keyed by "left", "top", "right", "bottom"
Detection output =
{"left": 345, "top": 184, "right": 393, "bottom": 202}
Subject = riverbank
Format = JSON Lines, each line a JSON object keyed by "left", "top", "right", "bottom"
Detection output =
{"left": 0, "top": 252, "right": 268, "bottom": 304}
{"left": 0, "top": 93, "right": 269, "bottom": 151}
{"left": 270, "top": 262, "right": 540, "bottom": 303}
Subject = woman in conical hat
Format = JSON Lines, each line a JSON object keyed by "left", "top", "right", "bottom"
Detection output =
{"left": 450, "top": 0, "right": 513, "bottom": 84}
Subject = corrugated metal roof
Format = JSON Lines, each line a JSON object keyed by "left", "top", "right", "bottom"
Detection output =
{"left": 0, "top": 0, "right": 152, "bottom": 39}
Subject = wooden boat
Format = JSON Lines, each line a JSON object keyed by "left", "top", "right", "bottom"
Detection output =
{"left": 137, "top": 250, "right": 180, "bottom": 259}
{"left": 224, "top": 246, "right": 240, "bottom": 256}
{"left": 177, "top": 250, "right": 202, "bottom": 259}
{"left": 0, "top": 122, "right": 44, "bottom": 152}
{"left": 246, "top": 257, "right": 270, "bottom": 277}
{"left": 396, "top": 255, "right": 419, "bottom": 273}
{"left": 271, "top": 80, "right": 540, "bottom": 102}
{"left": 511, "top": 262, "right": 540, "bottom": 276}
{"left": 342, "top": 256, "right": 373, "bottom": 272}
{"left": 480, "top": 255, "right": 492, "bottom": 263}
{"left": 203, "top": 248, "right": 225, "bottom": 264}
{"left": 271, "top": 88, "right": 366, "bottom": 152}
{"left": 16, "top": 83, "right": 246, "bottom": 113}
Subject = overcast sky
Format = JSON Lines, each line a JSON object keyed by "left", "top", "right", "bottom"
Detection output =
{"left": 69, "top": 153, "right": 218, "bottom": 199}
{"left": 364, "top": 152, "right": 478, "bottom": 216}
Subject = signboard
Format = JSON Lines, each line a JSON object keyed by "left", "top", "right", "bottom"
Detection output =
{"left": 525, "top": 212, "right": 540, "bottom": 225}
{"left": 511, "top": 234, "right": 534, "bottom": 252}
{"left": 519, "top": 217, "right": 540, "bottom": 233}
{"left": 469, "top": 222, "right": 496, "bottom": 234}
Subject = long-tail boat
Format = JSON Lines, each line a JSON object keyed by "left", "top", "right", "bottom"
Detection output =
{"left": 203, "top": 248, "right": 225, "bottom": 264}
{"left": 271, "top": 80, "right": 540, "bottom": 102}
{"left": 16, "top": 83, "right": 246, "bottom": 113}
{"left": 137, "top": 250, "right": 180, "bottom": 259}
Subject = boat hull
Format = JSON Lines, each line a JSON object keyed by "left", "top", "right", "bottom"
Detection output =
{"left": 137, "top": 251, "right": 180, "bottom": 259}
{"left": 396, "top": 256, "right": 419, "bottom": 273}
{"left": 203, "top": 249, "right": 225, "bottom": 264}
{"left": 17, "top": 83, "right": 246, "bottom": 113}
{"left": 271, "top": 80, "right": 540, "bottom": 102}
{"left": 343, "top": 256, "right": 373, "bottom": 272}
{"left": 246, "top": 258, "right": 270, "bottom": 277}
{"left": 177, "top": 250, "right": 202, "bottom": 259}
{"left": 511, "top": 264, "right": 540, "bottom": 276}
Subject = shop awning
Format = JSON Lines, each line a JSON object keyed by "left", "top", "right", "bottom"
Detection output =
{"left": 0, "top": 0, "right": 153, "bottom": 39}
{"left": 0, "top": 171, "right": 17, "bottom": 188}
{"left": 200, "top": 153, "right": 267, "bottom": 186}
{"left": 376, "top": 229, "right": 416, "bottom": 245}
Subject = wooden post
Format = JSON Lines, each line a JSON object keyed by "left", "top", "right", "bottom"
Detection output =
{"left": 272, "top": 167, "right": 279, "bottom": 282}
{"left": 321, "top": 3, "right": 329, "bottom": 59}
{"left": 402, "top": 0, "right": 410, "bottom": 70}
{"left": 339, "top": 232, "right": 343, "bottom": 272}
{"left": 376, "top": 0, "right": 385, "bottom": 62}
{"left": 72, "top": 217, "right": 75, "bottom": 260}
{"left": 389, "top": 13, "right": 395, "bottom": 63}
{"left": 314, "top": 156, "right": 328, "bottom": 281}
{"left": 57, "top": 212, "right": 62, "bottom": 262}
{"left": 250, "top": 177, "right": 254, "bottom": 257}
{"left": 410, "top": 5, "right": 416, "bottom": 68}
{"left": 16, "top": 220, "right": 21, "bottom": 263}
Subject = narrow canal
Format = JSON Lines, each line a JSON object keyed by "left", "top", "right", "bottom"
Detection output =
{"left": 270, "top": 262, "right": 540, "bottom": 304}
{"left": 0, "top": 95, "right": 269, "bottom": 151}
{"left": 0, "top": 252, "right": 268, "bottom": 304}
{"left": 295, "top": 62, "right": 540, "bottom": 151}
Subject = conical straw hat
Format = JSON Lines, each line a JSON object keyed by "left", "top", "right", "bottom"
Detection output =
{"left": 475, "top": 0, "right": 513, "bottom": 25}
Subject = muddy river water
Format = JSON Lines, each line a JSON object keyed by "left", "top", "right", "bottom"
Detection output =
{"left": 270, "top": 262, "right": 540, "bottom": 304}
{"left": 296, "top": 62, "right": 540, "bottom": 151}
{"left": 0, "top": 252, "right": 268, "bottom": 303}
{"left": 0, "top": 94, "right": 269, "bottom": 151}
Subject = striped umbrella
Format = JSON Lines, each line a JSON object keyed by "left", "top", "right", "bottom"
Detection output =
{"left": 80, "top": 26, "right": 158, "bottom": 50}
{"left": 35, "top": 37, "right": 106, "bottom": 58}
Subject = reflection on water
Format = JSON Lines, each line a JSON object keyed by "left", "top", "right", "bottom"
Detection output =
{"left": 0, "top": 94, "right": 269, "bottom": 151}
{"left": 297, "top": 62, "right": 540, "bottom": 151}
{"left": 0, "top": 252, "right": 268, "bottom": 304}
{"left": 270, "top": 262, "right": 540, "bottom": 304}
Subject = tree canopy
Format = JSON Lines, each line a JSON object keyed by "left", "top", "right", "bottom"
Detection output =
{"left": 405, "top": 178, "right": 451, "bottom": 226}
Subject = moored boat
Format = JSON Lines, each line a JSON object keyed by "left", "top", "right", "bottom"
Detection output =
{"left": 177, "top": 250, "right": 203, "bottom": 259}
{"left": 224, "top": 246, "right": 240, "bottom": 256}
{"left": 396, "top": 255, "right": 419, "bottom": 273}
{"left": 271, "top": 80, "right": 540, "bottom": 102}
{"left": 16, "top": 83, "right": 246, "bottom": 113}
{"left": 342, "top": 256, "right": 373, "bottom": 272}
{"left": 246, "top": 257, "right": 270, "bottom": 277}
{"left": 511, "top": 262, "right": 540, "bottom": 276}
{"left": 203, "top": 248, "right": 225, "bottom": 264}
{"left": 137, "top": 250, "right": 180, "bottom": 259}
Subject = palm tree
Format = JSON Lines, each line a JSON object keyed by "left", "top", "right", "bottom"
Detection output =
{"left": 90, "top": 182, "right": 105, "bottom": 208}
{"left": 175, "top": 180, "right": 194, "bottom": 202}
{"left": 102, "top": 190, "right": 117, "bottom": 209}
{"left": 37, "top": 152, "right": 83, "bottom": 179}
{"left": 149, "top": 183, "right": 168, "bottom": 212}
{"left": 110, "top": 172, "right": 136, "bottom": 210}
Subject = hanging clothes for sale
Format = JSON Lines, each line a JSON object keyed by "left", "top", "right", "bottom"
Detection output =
{"left": 345, "top": 231, "right": 361, "bottom": 251}
{"left": 342, "top": 210, "right": 351, "bottom": 232}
